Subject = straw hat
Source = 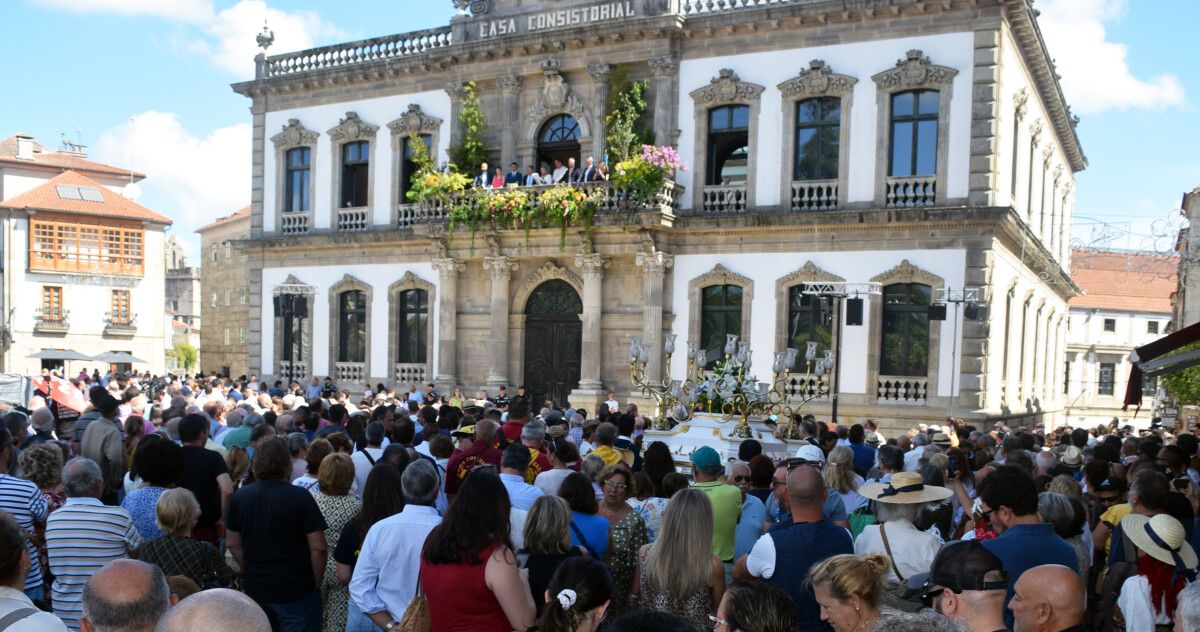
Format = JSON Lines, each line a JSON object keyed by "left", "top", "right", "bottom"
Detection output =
{"left": 1122, "top": 513, "right": 1199, "bottom": 570}
{"left": 859, "top": 472, "right": 952, "bottom": 504}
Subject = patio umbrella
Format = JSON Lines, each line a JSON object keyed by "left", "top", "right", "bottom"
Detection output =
{"left": 27, "top": 349, "right": 93, "bottom": 361}
{"left": 91, "top": 351, "right": 147, "bottom": 364}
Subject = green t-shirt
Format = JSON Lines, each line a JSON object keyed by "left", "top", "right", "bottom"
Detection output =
{"left": 692, "top": 481, "right": 742, "bottom": 562}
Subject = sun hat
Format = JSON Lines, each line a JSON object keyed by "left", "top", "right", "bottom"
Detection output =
{"left": 689, "top": 446, "right": 723, "bottom": 473}
{"left": 931, "top": 432, "right": 952, "bottom": 447}
{"left": 794, "top": 444, "right": 826, "bottom": 464}
{"left": 1061, "top": 446, "right": 1083, "bottom": 468}
{"left": 451, "top": 425, "right": 476, "bottom": 439}
{"left": 1121, "top": 513, "right": 1199, "bottom": 571}
{"left": 859, "top": 471, "right": 952, "bottom": 504}
{"left": 906, "top": 540, "right": 1008, "bottom": 595}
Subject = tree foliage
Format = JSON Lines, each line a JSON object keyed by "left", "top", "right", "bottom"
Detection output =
{"left": 168, "top": 342, "right": 198, "bottom": 371}
{"left": 448, "top": 82, "right": 489, "bottom": 174}
{"left": 1162, "top": 342, "right": 1200, "bottom": 405}
{"left": 605, "top": 66, "right": 653, "bottom": 164}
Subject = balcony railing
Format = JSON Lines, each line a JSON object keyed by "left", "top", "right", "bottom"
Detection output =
{"left": 281, "top": 212, "right": 310, "bottom": 235}
{"left": 265, "top": 27, "right": 454, "bottom": 78}
{"left": 885, "top": 176, "right": 937, "bottom": 208}
{"left": 396, "top": 180, "right": 683, "bottom": 230}
{"left": 681, "top": 0, "right": 803, "bottom": 15}
{"left": 277, "top": 360, "right": 308, "bottom": 385}
{"left": 877, "top": 376, "right": 930, "bottom": 403}
{"left": 790, "top": 180, "right": 838, "bottom": 211}
{"left": 337, "top": 207, "right": 369, "bottom": 232}
{"left": 393, "top": 362, "right": 427, "bottom": 385}
{"left": 34, "top": 308, "right": 69, "bottom": 334}
{"left": 336, "top": 361, "right": 366, "bottom": 383}
{"left": 104, "top": 312, "right": 137, "bottom": 337}
{"left": 699, "top": 185, "right": 747, "bottom": 215}
{"left": 785, "top": 374, "right": 829, "bottom": 399}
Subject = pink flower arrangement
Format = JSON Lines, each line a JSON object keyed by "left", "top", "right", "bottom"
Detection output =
{"left": 640, "top": 144, "right": 687, "bottom": 172}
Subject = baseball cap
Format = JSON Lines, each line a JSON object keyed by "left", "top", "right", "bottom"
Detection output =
{"left": 794, "top": 444, "right": 826, "bottom": 464}
{"left": 689, "top": 446, "right": 723, "bottom": 472}
{"left": 906, "top": 540, "right": 1008, "bottom": 596}
{"left": 451, "top": 425, "right": 476, "bottom": 439}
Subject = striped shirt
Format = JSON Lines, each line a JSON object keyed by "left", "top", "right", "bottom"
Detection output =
{"left": 0, "top": 474, "right": 48, "bottom": 592}
{"left": 47, "top": 497, "right": 141, "bottom": 631}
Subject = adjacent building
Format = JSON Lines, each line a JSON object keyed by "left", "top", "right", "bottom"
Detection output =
{"left": 231, "top": 0, "right": 1085, "bottom": 430}
{"left": 0, "top": 133, "right": 171, "bottom": 375}
{"left": 1064, "top": 249, "right": 1176, "bottom": 426}
{"left": 197, "top": 206, "right": 251, "bottom": 377}
{"left": 1175, "top": 187, "right": 1200, "bottom": 330}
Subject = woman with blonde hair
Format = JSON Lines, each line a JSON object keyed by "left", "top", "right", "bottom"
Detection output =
{"left": 225, "top": 446, "right": 250, "bottom": 489}
{"left": 808, "top": 553, "right": 891, "bottom": 632}
{"left": 633, "top": 488, "right": 724, "bottom": 631}
{"left": 140, "top": 488, "right": 235, "bottom": 588}
{"left": 824, "top": 446, "right": 867, "bottom": 514}
{"left": 310, "top": 452, "right": 361, "bottom": 632}
{"left": 523, "top": 495, "right": 584, "bottom": 617}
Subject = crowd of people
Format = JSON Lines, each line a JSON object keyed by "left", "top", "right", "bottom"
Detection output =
{"left": 3, "top": 368, "right": 1200, "bottom": 632}
{"left": 473, "top": 156, "right": 609, "bottom": 189}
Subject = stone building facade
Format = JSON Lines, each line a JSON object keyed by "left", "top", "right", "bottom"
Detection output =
{"left": 164, "top": 236, "right": 201, "bottom": 327}
{"left": 197, "top": 206, "right": 250, "bottom": 377}
{"left": 232, "top": 0, "right": 1085, "bottom": 429}
{"left": 1175, "top": 187, "right": 1200, "bottom": 331}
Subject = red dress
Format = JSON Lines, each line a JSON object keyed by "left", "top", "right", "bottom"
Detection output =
{"left": 422, "top": 542, "right": 511, "bottom": 632}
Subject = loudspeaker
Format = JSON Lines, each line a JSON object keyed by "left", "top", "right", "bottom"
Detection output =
{"left": 273, "top": 295, "right": 283, "bottom": 317}
{"left": 965, "top": 304, "right": 988, "bottom": 320}
{"left": 928, "top": 304, "right": 948, "bottom": 321}
{"left": 845, "top": 298, "right": 864, "bottom": 326}
{"left": 292, "top": 295, "right": 308, "bottom": 318}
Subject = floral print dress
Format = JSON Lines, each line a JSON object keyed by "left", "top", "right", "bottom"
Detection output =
{"left": 627, "top": 496, "right": 669, "bottom": 543}
{"left": 311, "top": 490, "right": 361, "bottom": 632}
{"left": 605, "top": 510, "right": 648, "bottom": 617}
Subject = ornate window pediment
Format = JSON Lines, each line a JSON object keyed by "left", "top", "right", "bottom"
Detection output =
{"left": 871, "top": 50, "right": 958, "bottom": 91}
{"left": 271, "top": 119, "right": 319, "bottom": 150}
{"left": 527, "top": 59, "right": 588, "bottom": 136}
{"left": 690, "top": 69, "right": 765, "bottom": 105}
{"left": 330, "top": 273, "right": 372, "bottom": 295}
{"left": 777, "top": 60, "right": 857, "bottom": 99}
{"left": 389, "top": 270, "right": 435, "bottom": 294}
{"left": 776, "top": 261, "right": 845, "bottom": 289}
{"left": 691, "top": 264, "right": 754, "bottom": 292}
{"left": 870, "top": 259, "right": 943, "bottom": 287}
{"left": 387, "top": 104, "right": 443, "bottom": 137}
{"left": 273, "top": 274, "right": 316, "bottom": 296}
{"left": 514, "top": 261, "right": 584, "bottom": 310}
{"left": 328, "top": 112, "right": 379, "bottom": 142}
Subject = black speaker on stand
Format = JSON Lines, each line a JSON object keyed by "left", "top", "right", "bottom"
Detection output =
{"left": 928, "top": 304, "right": 948, "bottom": 321}
{"left": 845, "top": 297, "right": 864, "bottom": 326}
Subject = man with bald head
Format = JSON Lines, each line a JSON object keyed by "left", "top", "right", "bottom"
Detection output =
{"left": 79, "top": 560, "right": 171, "bottom": 632}
{"left": 1009, "top": 564, "right": 1085, "bottom": 632}
{"left": 155, "top": 588, "right": 270, "bottom": 632}
{"left": 734, "top": 462, "right": 853, "bottom": 632}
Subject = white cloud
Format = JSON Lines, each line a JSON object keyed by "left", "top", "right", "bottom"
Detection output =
{"left": 197, "top": 0, "right": 345, "bottom": 77}
{"left": 1037, "top": 0, "right": 1185, "bottom": 114}
{"left": 32, "top": 0, "right": 214, "bottom": 23}
{"left": 92, "top": 112, "right": 251, "bottom": 261}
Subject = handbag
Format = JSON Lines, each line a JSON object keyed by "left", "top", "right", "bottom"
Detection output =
{"left": 878, "top": 523, "right": 924, "bottom": 613}
{"left": 396, "top": 571, "right": 431, "bottom": 632}
{"left": 198, "top": 542, "right": 223, "bottom": 589}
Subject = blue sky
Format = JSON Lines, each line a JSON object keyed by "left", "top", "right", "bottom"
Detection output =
{"left": 1, "top": 0, "right": 1195, "bottom": 263}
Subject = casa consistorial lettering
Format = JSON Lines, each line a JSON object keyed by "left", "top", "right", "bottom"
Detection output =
{"left": 476, "top": 0, "right": 636, "bottom": 39}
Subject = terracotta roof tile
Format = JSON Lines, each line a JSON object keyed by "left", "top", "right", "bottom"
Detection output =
{"left": 0, "top": 170, "right": 172, "bottom": 224}
{"left": 195, "top": 205, "right": 250, "bottom": 233}
{"left": 0, "top": 135, "right": 145, "bottom": 180}
{"left": 1068, "top": 250, "right": 1177, "bottom": 314}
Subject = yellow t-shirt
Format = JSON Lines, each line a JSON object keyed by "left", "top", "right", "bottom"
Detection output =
{"left": 1099, "top": 503, "right": 1132, "bottom": 555}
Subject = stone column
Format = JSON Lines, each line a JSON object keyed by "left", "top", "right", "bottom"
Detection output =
{"left": 444, "top": 82, "right": 468, "bottom": 151}
{"left": 573, "top": 253, "right": 608, "bottom": 402}
{"left": 483, "top": 255, "right": 517, "bottom": 388}
{"left": 648, "top": 56, "right": 678, "bottom": 147}
{"left": 635, "top": 251, "right": 673, "bottom": 383}
{"left": 588, "top": 63, "right": 611, "bottom": 161}
{"left": 497, "top": 74, "right": 522, "bottom": 168}
{"left": 432, "top": 257, "right": 464, "bottom": 390}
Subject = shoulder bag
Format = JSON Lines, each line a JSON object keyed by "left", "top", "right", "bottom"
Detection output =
{"left": 396, "top": 570, "right": 431, "bottom": 632}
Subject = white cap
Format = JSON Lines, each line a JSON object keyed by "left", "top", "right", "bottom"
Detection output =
{"left": 794, "top": 444, "right": 826, "bottom": 463}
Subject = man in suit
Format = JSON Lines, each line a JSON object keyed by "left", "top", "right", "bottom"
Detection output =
{"left": 504, "top": 162, "right": 523, "bottom": 186}
{"left": 580, "top": 156, "right": 597, "bottom": 182}
{"left": 552, "top": 159, "right": 567, "bottom": 183}
{"left": 524, "top": 165, "right": 539, "bottom": 186}
{"left": 474, "top": 162, "right": 490, "bottom": 188}
{"left": 566, "top": 157, "right": 581, "bottom": 184}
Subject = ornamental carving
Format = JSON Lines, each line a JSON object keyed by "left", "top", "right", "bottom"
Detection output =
{"left": 587, "top": 63, "right": 611, "bottom": 81}
{"left": 329, "top": 273, "right": 372, "bottom": 295}
{"left": 389, "top": 271, "right": 435, "bottom": 294}
{"left": 648, "top": 56, "right": 678, "bottom": 78}
{"left": 387, "top": 104, "right": 443, "bottom": 137}
{"left": 871, "top": 50, "right": 958, "bottom": 91}
{"left": 689, "top": 264, "right": 752, "bottom": 293}
{"left": 496, "top": 73, "right": 522, "bottom": 93}
{"left": 635, "top": 251, "right": 673, "bottom": 276}
{"left": 1029, "top": 118, "right": 1044, "bottom": 145}
{"left": 514, "top": 262, "right": 584, "bottom": 309}
{"left": 528, "top": 58, "right": 587, "bottom": 127}
{"left": 777, "top": 60, "right": 857, "bottom": 99}
{"left": 327, "top": 112, "right": 379, "bottom": 142}
{"left": 444, "top": 82, "right": 469, "bottom": 101}
{"left": 1013, "top": 88, "right": 1029, "bottom": 121}
{"left": 270, "top": 119, "right": 319, "bottom": 149}
{"left": 776, "top": 261, "right": 845, "bottom": 290}
{"left": 870, "top": 259, "right": 943, "bottom": 287}
{"left": 690, "top": 69, "right": 764, "bottom": 104}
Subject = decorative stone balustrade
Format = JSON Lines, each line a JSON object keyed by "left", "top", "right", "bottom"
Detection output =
{"left": 393, "top": 363, "right": 427, "bottom": 385}
{"left": 699, "top": 185, "right": 748, "bottom": 215}
{"left": 277, "top": 361, "right": 308, "bottom": 385}
{"left": 877, "top": 376, "right": 930, "bottom": 403}
{"left": 337, "top": 207, "right": 370, "bottom": 232}
{"left": 265, "top": 28, "right": 453, "bottom": 78}
{"left": 885, "top": 176, "right": 937, "bottom": 208}
{"left": 681, "top": 0, "right": 802, "bottom": 15}
{"left": 335, "top": 362, "right": 366, "bottom": 383}
{"left": 790, "top": 180, "right": 838, "bottom": 211}
{"left": 785, "top": 374, "right": 829, "bottom": 399}
{"left": 281, "top": 212, "right": 310, "bottom": 236}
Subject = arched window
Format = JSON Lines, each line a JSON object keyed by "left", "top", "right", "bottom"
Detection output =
{"left": 337, "top": 290, "right": 367, "bottom": 363}
{"left": 340, "top": 141, "right": 370, "bottom": 208}
{"left": 787, "top": 286, "right": 832, "bottom": 370}
{"left": 889, "top": 90, "right": 939, "bottom": 177}
{"left": 707, "top": 105, "right": 749, "bottom": 186}
{"left": 537, "top": 115, "right": 581, "bottom": 176}
{"left": 285, "top": 147, "right": 311, "bottom": 213}
{"left": 396, "top": 288, "right": 428, "bottom": 364}
{"left": 399, "top": 134, "right": 431, "bottom": 203}
{"left": 880, "top": 283, "right": 931, "bottom": 376}
{"left": 794, "top": 97, "right": 840, "bottom": 181}
{"left": 700, "top": 284, "right": 742, "bottom": 369}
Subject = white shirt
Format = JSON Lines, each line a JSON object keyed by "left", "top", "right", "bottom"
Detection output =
{"left": 351, "top": 447, "right": 384, "bottom": 496}
{"left": 0, "top": 586, "right": 68, "bottom": 631}
{"left": 605, "top": 399, "right": 620, "bottom": 413}
{"left": 500, "top": 473, "right": 545, "bottom": 511}
{"left": 903, "top": 445, "right": 927, "bottom": 472}
{"left": 350, "top": 505, "right": 442, "bottom": 618}
{"left": 853, "top": 519, "right": 941, "bottom": 583}
{"left": 552, "top": 166, "right": 567, "bottom": 182}
{"left": 534, "top": 468, "right": 573, "bottom": 497}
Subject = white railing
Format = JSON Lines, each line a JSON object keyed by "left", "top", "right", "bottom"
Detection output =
{"left": 885, "top": 176, "right": 937, "bottom": 208}
{"left": 277, "top": 361, "right": 308, "bottom": 385}
{"left": 337, "top": 207, "right": 369, "bottom": 232}
{"left": 336, "top": 362, "right": 366, "bottom": 383}
{"left": 266, "top": 27, "right": 453, "bottom": 78}
{"left": 393, "top": 363, "right": 427, "bottom": 385}
{"left": 700, "top": 185, "right": 748, "bottom": 214}
{"left": 397, "top": 201, "right": 449, "bottom": 229}
{"left": 877, "top": 376, "right": 930, "bottom": 403}
{"left": 680, "top": 0, "right": 802, "bottom": 15}
{"left": 281, "top": 212, "right": 310, "bottom": 235}
{"left": 790, "top": 180, "right": 838, "bottom": 211}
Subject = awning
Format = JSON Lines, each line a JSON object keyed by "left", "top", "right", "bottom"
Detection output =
{"left": 91, "top": 351, "right": 146, "bottom": 364}
{"left": 27, "top": 349, "right": 93, "bottom": 361}
{"left": 1124, "top": 320, "right": 1200, "bottom": 410}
